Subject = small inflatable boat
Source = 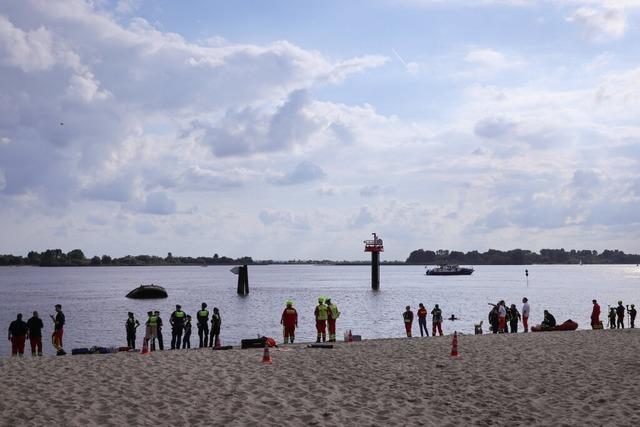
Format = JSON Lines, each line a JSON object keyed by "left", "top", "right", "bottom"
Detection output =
{"left": 531, "top": 319, "right": 578, "bottom": 332}
{"left": 126, "top": 284, "right": 168, "bottom": 299}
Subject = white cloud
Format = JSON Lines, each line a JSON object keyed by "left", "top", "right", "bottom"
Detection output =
{"left": 568, "top": 6, "right": 627, "bottom": 42}
{"left": 464, "top": 48, "right": 525, "bottom": 70}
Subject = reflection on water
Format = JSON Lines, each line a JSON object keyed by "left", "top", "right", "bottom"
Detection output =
{"left": 1, "top": 264, "right": 639, "bottom": 356}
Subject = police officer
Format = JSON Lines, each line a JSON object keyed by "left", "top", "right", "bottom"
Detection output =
{"left": 197, "top": 303, "right": 210, "bottom": 348}
{"left": 154, "top": 310, "right": 164, "bottom": 350}
{"left": 125, "top": 312, "right": 140, "bottom": 349}
{"left": 170, "top": 305, "right": 186, "bottom": 350}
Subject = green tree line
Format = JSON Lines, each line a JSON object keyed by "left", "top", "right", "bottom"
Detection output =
{"left": 0, "top": 249, "right": 253, "bottom": 267}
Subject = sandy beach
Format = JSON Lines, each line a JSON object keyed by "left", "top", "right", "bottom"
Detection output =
{"left": 1, "top": 329, "right": 639, "bottom": 426}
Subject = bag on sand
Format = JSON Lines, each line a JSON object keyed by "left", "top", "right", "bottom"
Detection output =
{"left": 241, "top": 337, "right": 267, "bottom": 349}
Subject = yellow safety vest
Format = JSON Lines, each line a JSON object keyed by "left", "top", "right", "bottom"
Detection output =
{"left": 174, "top": 311, "right": 185, "bottom": 318}
{"left": 148, "top": 315, "right": 158, "bottom": 325}
{"left": 329, "top": 304, "right": 340, "bottom": 319}
{"left": 198, "top": 310, "right": 209, "bottom": 318}
{"left": 316, "top": 304, "right": 328, "bottom": 321}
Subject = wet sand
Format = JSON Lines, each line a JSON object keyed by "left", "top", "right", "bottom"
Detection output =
{"left": 1, "top": 329, "right": 639, "bottom": 426}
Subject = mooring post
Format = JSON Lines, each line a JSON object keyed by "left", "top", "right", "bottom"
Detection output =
{"left": 363, "top": 233, "right": 383, "bottom": 291}
{"left": 236, "top": 265, "right": 249, "bottom": 295}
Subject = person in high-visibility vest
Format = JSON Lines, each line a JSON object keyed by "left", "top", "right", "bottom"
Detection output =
{"left": 403, "top": 306, "right": 414, "bottom": 337}
{"left": 314, "top": 297, "right": 328, "bottom": 343}
{"left": 170, "top": 304, "right": 186, "bottom": 350}
{"left": 145, "top": 311, "right": 158, "bottom": 351}
{"left": 196, "top": 303, "right": 210, "bottom": 348}
{"left": 281, "top": 300, "right": 298, "bottom": 344}
{"left": 325, "top": 297, "right": 340, "bottom": 342}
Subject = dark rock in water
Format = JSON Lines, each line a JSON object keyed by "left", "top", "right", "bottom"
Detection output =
{"left": 126, "top": 284, "right": 168, "bottom": 299}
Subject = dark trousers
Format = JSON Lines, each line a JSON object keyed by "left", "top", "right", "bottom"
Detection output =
{"left": 510, "top": 321, "right": 518, "bottom": 333}
{"left": 418, "top": 318, "right": 429, "bottom": 337}
{"left": 198, "top": 323, "right": 209, "bottom": 348}
{"left": 182, "top": 333, "right": 191, "bottom": 349}
{"left": 209, "top": 330, "right": 219, "bottom": 347}
{"left": 617, "top": 318, "right": 624, "bottom": 329}
{"left": 171, "top": 326, "right": 183, "bottom": 349}
{"left": 127, "top": 332, "right": 136, "bottom": 349}
{"left": 157, "top": 329, "right": 164, "bottom": 350}
{"left": 631, "top": 315, "right": 636, "bottom": 328}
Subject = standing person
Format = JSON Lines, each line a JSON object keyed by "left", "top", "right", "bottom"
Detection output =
{"left": 210, "top": 308, "right": 221, "bottom": 347}
{"left": 522, "top": 298, "right": 530, "bottom": 333}
{"left": 628, "top": 304, "right": 637, "bottom": 329}
{"left": 145, "top": 311, "right": 158, "bottom": 351}
{"left": 488, "top": 304, "right": 499, "bottom": 334}
{"left": 508, "top": 304, "right": 521, "bottom": 333}
{"left": 26, "top": 311, "right": 44, "bottom": 357}
{"left": 431, "top": 304, "right": 443, "bottom": 336}
{"left": 8, "top": 314, "right": 28, "bottom": 357}
{"left": 170, "top": 305, "right": 186, "bottom": 350}
{"left": 314, "top": 297, "right": 328, "bottom": 343}
{"left": 50, "top": 304, "right": 66, "bottom": 356}
{"left": 498, "top": 301, "right": 507, "bottom": 333}
{"left": 154, "top": 311, "right": 164, "bottom": 350}
{"left": 125, "top": 312, "right": 140, "bottom": 349}
{"left": 616, "top": 301, "right": 625, "bottom": 329}
{"left": 182, "top": 316, "right": 192, "bottom": 349}
{"left": 196, "top": 303, "right": 210, "bottom": 348}
{"left": 326, "top": 297, "right": 340, "bottom": 342}
{"left": 280, "top": 300, "right": 298, "bottom": 344}
{"left": 608, "top": 307, "right": 617, "bottom": 329}
{"left": 417, "top": 303, "right": 429, "bottom": 337}
{"left": 591, "top": 300, "right": 601, "bottom": 329}
{"left": 403, "top": 306, "right": 414, "bottom": 338}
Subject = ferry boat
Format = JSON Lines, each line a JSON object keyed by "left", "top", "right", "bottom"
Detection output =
{"left": 425, "top": 264, "right": 474, "bottom": 276}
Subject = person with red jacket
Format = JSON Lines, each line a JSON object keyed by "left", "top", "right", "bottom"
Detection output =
{"left": 281, "top": 300, "right": 298, "bottom": 344}
{"left": 591, "top": 299, "right": 601, "bottom": 329}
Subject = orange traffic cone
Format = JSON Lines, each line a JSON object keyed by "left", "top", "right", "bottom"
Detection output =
{"left": 450, "top": 331, "right": 459, "bottom": 357}
{"left": 141, "top": 338, "right": 149, "bottom": 355}
{"left": 261, "top": 345, "right": 272, "bottom": 364}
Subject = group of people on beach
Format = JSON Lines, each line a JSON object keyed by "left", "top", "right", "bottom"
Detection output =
{"left": 403, "top": 303, "right": 445, "bottom": 337}
{"left": 594, "top": 300, "right": 636, "bottom": 329}
{"left": 7, "top": 304, "right": 65, "bottom": 356}
{"left": 126, "top": 303, "right": 222, "bottom": 352}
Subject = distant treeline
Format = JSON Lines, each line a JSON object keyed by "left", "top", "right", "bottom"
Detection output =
{"left": 0, "top": 249, "right": 253, "bottom": 267}
{"left": 406, "top": 249, "right": 640, "bottom": 265}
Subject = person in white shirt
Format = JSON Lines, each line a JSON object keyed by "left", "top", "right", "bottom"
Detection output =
{"left": 522, "top": 297, "right": 530, "bottom": 332}
{"left": 498, "top": 301, "right": 507, "bottom": 333}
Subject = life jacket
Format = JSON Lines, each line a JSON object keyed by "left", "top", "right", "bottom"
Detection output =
{"left": 316, "top": 304, "right": 328, "bottom": 321}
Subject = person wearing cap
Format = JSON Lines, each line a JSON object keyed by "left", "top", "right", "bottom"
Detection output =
{"left": 170, "top": 304, "right": 186, "bottom": 350}
{"left": 197, "top": 303, "right": 210, "bottom": 348}
{"left": 326, "top": 297, "right": 340, "bottom": 342}
{"left": 314, "top": 297, "right": 328, "bottom": 343}
{"left": 590, "top": 300, "right": 601, "bottom": 329}
{"left": 154, "top": 310, "right": 164, "bottom": 350}
{"left": 182, "top": 315, "right": 192, "bottom": 349}
{"left": 616, "top": 301, "right": 625, "bottom": 329}
{"left": 280, "top": 301, "right": 298, "bottom": 344}
{"left": 628, "top": 304, "right": 637, "bottom": 328}
{"left": 125, "top": 312, "right": 140, "bottom": 349}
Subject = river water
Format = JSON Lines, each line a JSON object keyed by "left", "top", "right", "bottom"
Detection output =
{"left": 1, "top": 264, "right": 639, "bottom": 356}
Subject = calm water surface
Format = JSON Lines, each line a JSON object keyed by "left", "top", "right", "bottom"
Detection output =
{"left": 1, "top": 264, "right": 639, "bottom": 356}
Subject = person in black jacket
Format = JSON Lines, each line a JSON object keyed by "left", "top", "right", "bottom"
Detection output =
{"left": 182, "top": 316, "right": 192, "bottom": 349}
{"left": 8, "top": 314, "right": 29, "bottom": 356}
{"left": 541, "top": 310, "right": 556, "bottom": 328}
{"left": 403, "top": 306, "right": 414, "bottom": 338}
{"left": 616, "top": 301, "right": 625, "bottom": 329}
{"left": 27, "top": 311, "right": 44, "bottom": 356}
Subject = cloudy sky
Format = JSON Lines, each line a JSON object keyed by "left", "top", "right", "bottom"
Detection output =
{"left": 1, "top": 0, "right": 639, "bottom": 260}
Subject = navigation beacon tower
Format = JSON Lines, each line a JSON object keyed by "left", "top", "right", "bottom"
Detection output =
{"left": 364, "top": 233, "right": 384, "bottom": 290}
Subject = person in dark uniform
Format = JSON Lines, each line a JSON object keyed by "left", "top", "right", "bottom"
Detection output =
{"left": 210, "top": 308, "right": 221, "bottom": 347}
{"left": 50, "top": 304, "right": 66, "bottom": 355}
{"left": 403, "top": 306, "right": 414, "bottom": 338}
{"left": 508, "top": 304, "right": 521, "bottom": 333}
{"left": 8, "top": 313, "right": 28, "bottom": 356}
{"left": 608, "top": 307, "right": 617, "bottom": 329}
{"left": 197, "top": 303, "right": 209, "bottom": 348}
{"left": 27, "top": 311, "right": 44, "bottom": 356}
{"left": 154, "top": 310, "right": 164, "bottom": 350}
{"left": 170, "top": 305, "right": 186, "bottom": 349}
{"left": 616, "top": 301, "right": 625, "bottom": 329}
{"left": 182, "top": 315, "right": 192, "bottom": 349}
{"left": 628, "top": 304, "right": 637, "bottom": 329}
{"left": 125, "top": 312, "right": 140, "bottom": 349}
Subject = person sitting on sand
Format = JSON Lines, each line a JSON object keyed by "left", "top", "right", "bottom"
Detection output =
{"left": 508, "top": 304, "right": 521, "bottom": 333}
{"left": 541, "top": 310, "right": 556, "bottom": 328}
{"left": 417, "top": 303, "right": 428, "bottom": 337}
{"left": 403, "top": 306, "right": 414, "bottom": 338}
{"left": 616, "top": 301, "right": 625, "bottom": 329}
{"left": 628, "top": 304, "right": 637, "bottom": 329}
{"left": 182, "top": 315, "right": 192, "bottom": 349}
{"left": 431, "top": 304, "right": 443, "bottom": 336}
{"left": 590, "top": 300, "right": 601, "bottom": 329}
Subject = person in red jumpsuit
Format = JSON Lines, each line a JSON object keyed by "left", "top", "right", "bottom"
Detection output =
{"left": 591, "top": 299, "right": 601, "bottom": 329}
{"left": 281, "top": 300, "right": 298, "bottom": 344}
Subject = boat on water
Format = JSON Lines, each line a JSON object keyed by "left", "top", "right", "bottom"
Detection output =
{"left": 126, "top": 284, "right": 168, "bottom": 299}
{"left": 425, "top": 264, "right": 474, "bottom": 276}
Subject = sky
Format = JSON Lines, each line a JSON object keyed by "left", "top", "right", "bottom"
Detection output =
{"left": 1, "top": 0, "right": 639, "bottom": 261}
